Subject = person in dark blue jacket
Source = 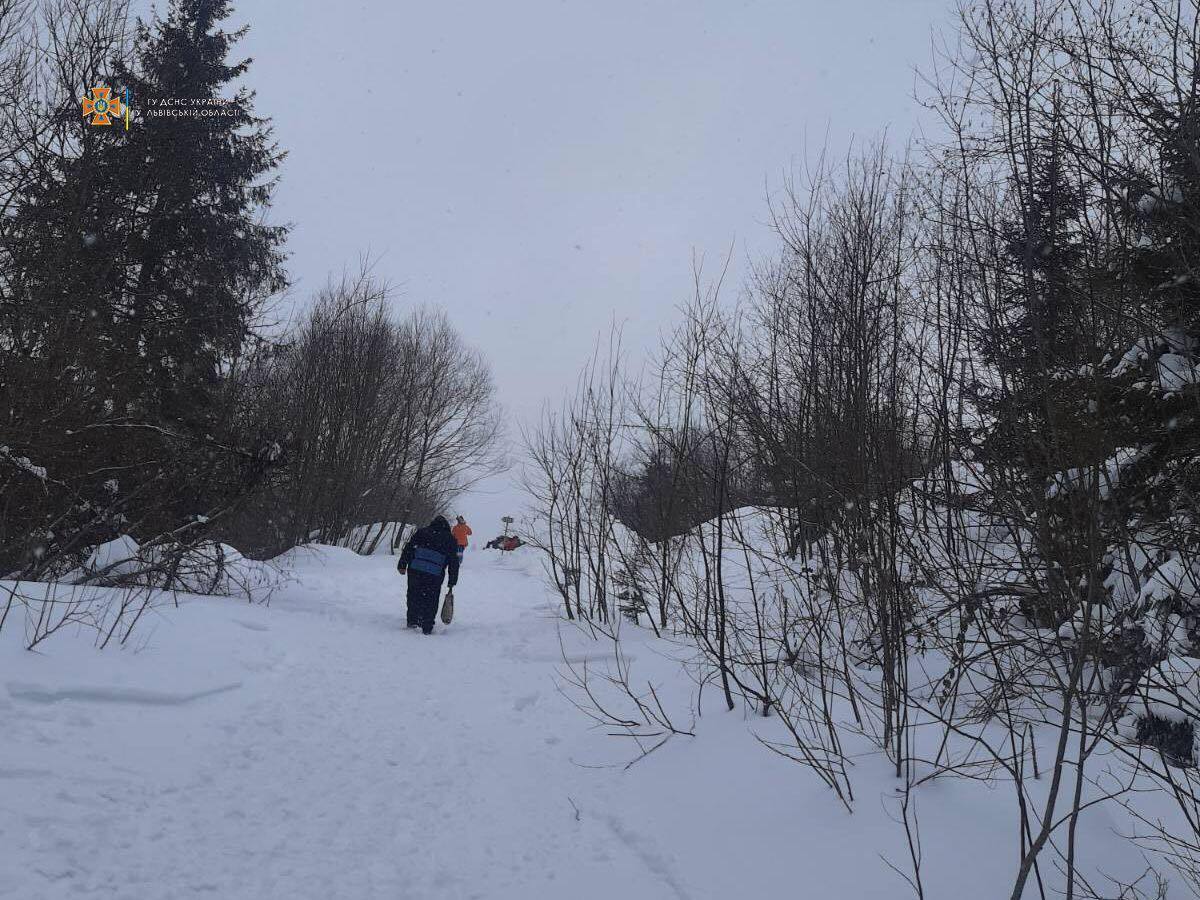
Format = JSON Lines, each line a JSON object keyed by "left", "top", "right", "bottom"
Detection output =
{"left": 397, "top": 515, "right": 460, "bottom": 634}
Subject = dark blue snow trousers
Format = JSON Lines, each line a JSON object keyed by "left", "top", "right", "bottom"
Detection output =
{"left": 406, "top": 571, "right": 441, "bottom": 633}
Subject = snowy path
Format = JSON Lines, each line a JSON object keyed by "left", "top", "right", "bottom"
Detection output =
{"left": 2, "top": 548, "right": 782, "bottom": 899}
{"left": 2, "top": 546, "right": 1153, "bottom": 899}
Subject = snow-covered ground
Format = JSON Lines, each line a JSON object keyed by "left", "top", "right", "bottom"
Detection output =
{"left": 0, "top": 545, "right": 1161, "bottom": 899}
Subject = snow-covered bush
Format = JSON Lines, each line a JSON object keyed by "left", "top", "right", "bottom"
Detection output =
{"left": 327, "top": 521, "right": 413, "bottom": 556}
{"left": 73, "top": 535, "right": 277, "bottom": 602}
{"left": 84, "top": 535, "right": 143, "bottom": 580}
{"left": 1131, "top": 656, "right": 1200, "bottom": 766}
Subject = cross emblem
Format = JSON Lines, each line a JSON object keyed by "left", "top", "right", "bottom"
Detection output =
{"left": 82, "top": 86, "right": 124, "bottom": 126}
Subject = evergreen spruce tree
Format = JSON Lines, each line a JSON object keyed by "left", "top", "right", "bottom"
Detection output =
{"left": 1112, "top": 107, "right": 1200, "bottom": 517}
{"left": 101, "top": 0, "right": 289, "bottom": 534}
{"left": 1, "top": 0, "right": 287, "bottom": 567}
{"left": 971, "top": 134, "right": 1105, "bottom": 626}
{"left": 1099, "top": 104, "right": 1200, "bottom": 664}
{"left": 110, "top": 0, "right": 288, "bottom": 426}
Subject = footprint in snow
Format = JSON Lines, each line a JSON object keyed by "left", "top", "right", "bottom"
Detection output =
{"left": 512, "top": 693, "right": 539, "bottom": 712}
{"left": 8, "top": 681, "right": 243, "bottom": 707}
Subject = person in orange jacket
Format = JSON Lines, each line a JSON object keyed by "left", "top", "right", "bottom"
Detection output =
{"left": 451, "top": 515, "right": 472, "bottom": 562}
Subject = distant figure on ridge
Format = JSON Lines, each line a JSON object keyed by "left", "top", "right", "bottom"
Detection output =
{"left": 452, "top": 515, "right": 472, "bottom": 563}
{"left": 397, "top": 516, "right": 459, "bottom": 634}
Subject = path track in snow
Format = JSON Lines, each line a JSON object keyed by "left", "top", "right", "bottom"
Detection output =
{"left": 4, "top": 545, "right": 1155, "bottom": 899}
{"left": 1, "top": 548, "right": 692, "bottom": 900}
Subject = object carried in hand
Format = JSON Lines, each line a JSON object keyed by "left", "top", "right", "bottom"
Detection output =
{"left": 440, "top": 590, "right": 454, "bottom": 625}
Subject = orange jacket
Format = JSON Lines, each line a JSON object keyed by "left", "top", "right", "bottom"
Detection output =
{"left": 452, "top": 522, "right": 472, "bottom": 547}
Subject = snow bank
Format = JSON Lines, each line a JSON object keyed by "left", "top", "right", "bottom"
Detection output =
{"left": 2, "top": 540, "right": 1187, "bottom": 898}
{"left": 84, "top": 535, "right": 142, "bottom": 578}
{"left": 75, "top": 535, "right": 279, "bottom": 601}
{"left": 310, "top": 521, "right": 412, "bottom": 555}
{"left": 1133, "top": 655, "right": 1200, "bottom": 725}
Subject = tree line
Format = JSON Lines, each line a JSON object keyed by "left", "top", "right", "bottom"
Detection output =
{"left": 0, "top": 0, "right": 502, "bottom": 602}
{"left": 525, "top": 1, "right": 1200, "bottom": 895}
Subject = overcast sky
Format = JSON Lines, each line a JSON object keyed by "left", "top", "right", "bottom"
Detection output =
{"left": 228, "top": 0, "right": 954, "bottom": 530}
